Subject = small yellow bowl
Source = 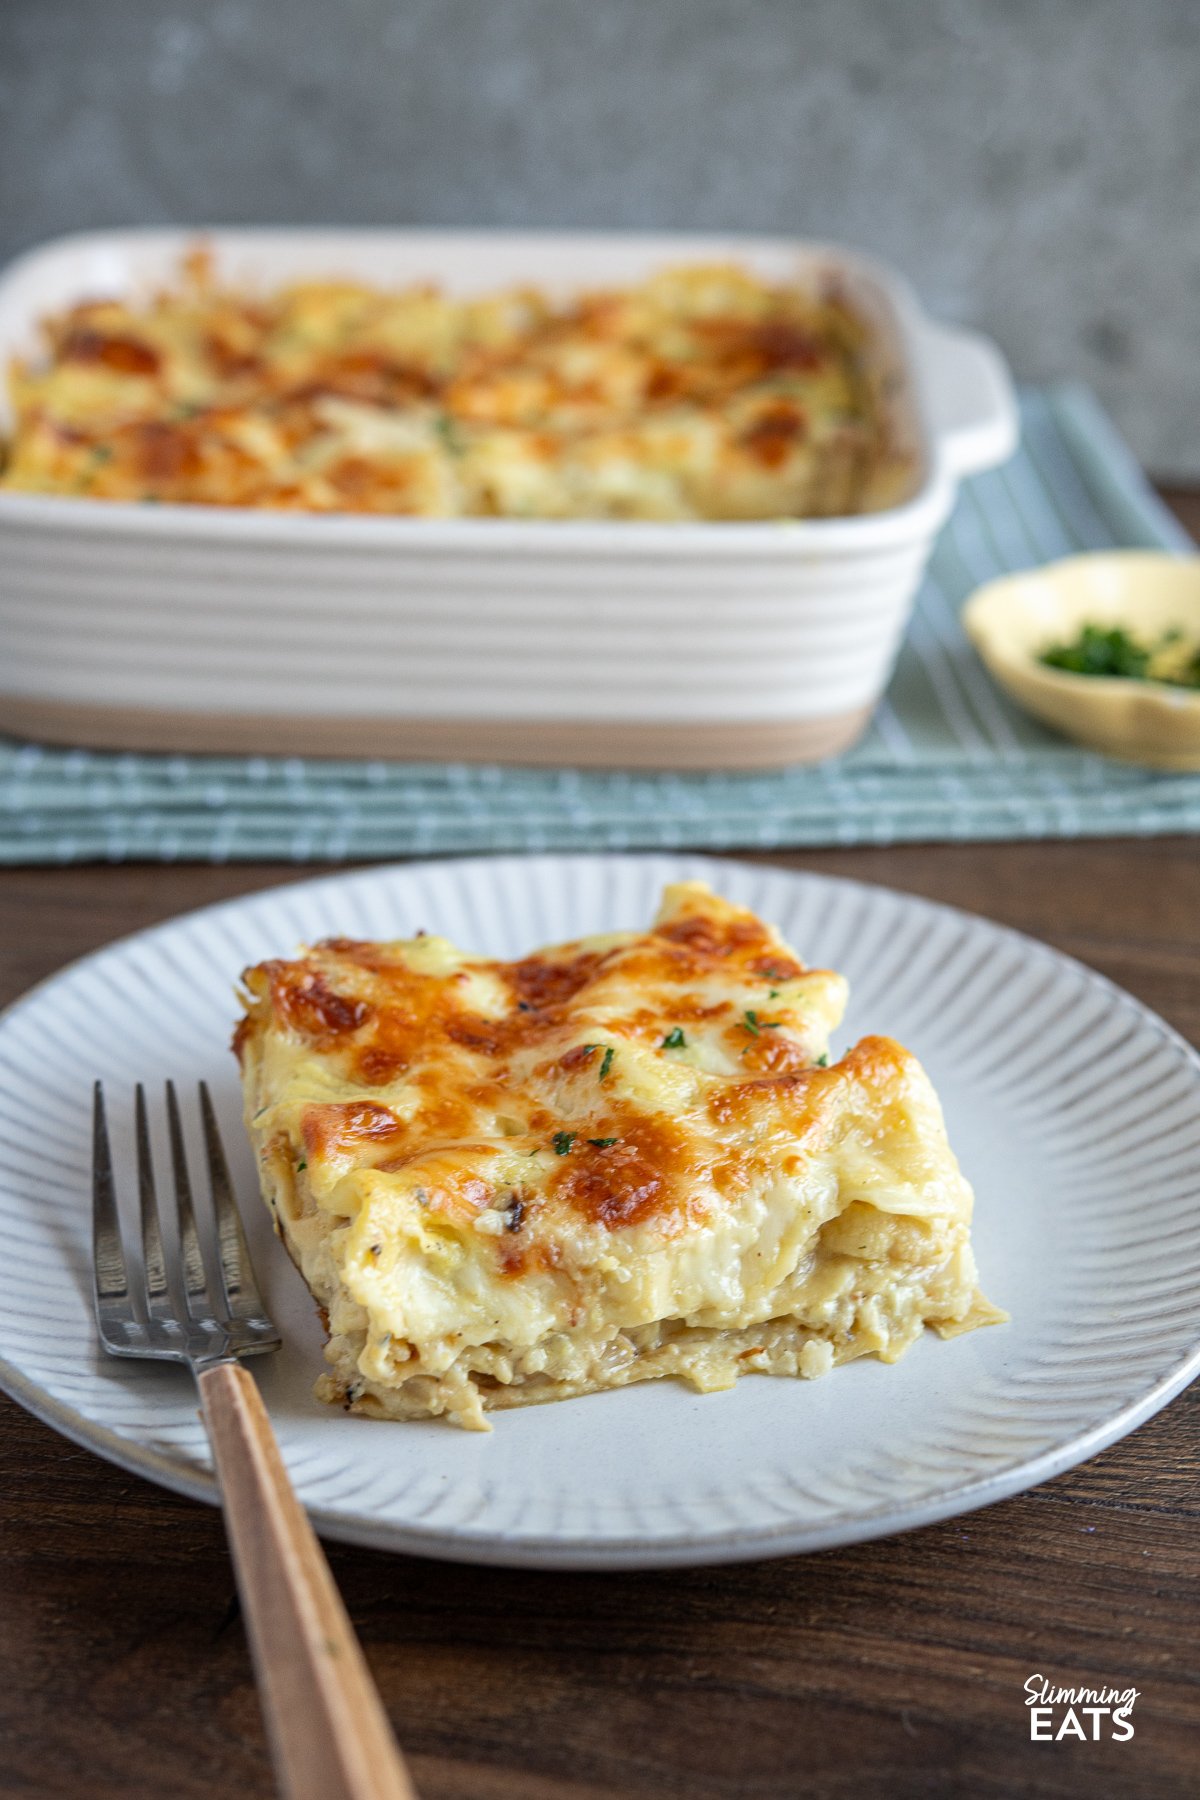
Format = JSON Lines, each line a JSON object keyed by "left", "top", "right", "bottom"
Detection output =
{"left": 962, "top": 551, "right": 1200, "bottom": 771}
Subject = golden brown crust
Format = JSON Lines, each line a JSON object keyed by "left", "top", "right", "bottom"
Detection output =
{"left": 4, "top": 260, "right": 893, "bottom": 520}
{"left": 234, "top": 882, "right": 1001, "bottom": 1429}
{"left": 236, "top": 887, "right": 844, "bottom": 1235}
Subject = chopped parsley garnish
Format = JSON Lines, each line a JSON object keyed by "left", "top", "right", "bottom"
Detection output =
{"left": 434, "top": 413, "right": 466, "bottom": 456}
{"left": 580, "top": 1043, "right": 615, "bottom": 1081}
{"left": 1040, "top": 623, "right": 1200, "bottom": 688}
{"left": 588, "top": 1137, "right": 618, "bottom": 1148}
{"left": 661, "top": 1027, "right": 686, "bottom": 1049}
{"left": 816, "top": 1053, "right": 829, "bottom": 1067}
{"left": 742, "top": 1010, "right": 782, "bottom": 1036}
{"left": 552, "top": 1130, "right": 576, "bottom": 1155}
{"left": 295, "top": 1158, "right": 307, "bottom": 1170}
{"left": 768, "top": 989, "right": 780, "bottom": 999}
{"left": 1042, "top": 624, "right": 1150, "bottom": 679}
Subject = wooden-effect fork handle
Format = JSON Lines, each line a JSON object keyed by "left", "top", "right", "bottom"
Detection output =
{"left": 198, "top": 1360, "right": 419, "bottom": 1800}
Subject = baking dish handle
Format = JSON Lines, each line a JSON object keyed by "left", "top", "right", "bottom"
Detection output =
{"left": 915, "top": 317, "right": 1019, "bottom": 480}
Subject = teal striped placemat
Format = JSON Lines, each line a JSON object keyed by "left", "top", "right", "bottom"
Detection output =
{"left": 2, "top": 384, "right": 1196, "bottom": 865}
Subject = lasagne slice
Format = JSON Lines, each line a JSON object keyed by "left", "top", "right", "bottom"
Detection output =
{"left": 234, "top": 882, "right": 1002, "bottom": 1430}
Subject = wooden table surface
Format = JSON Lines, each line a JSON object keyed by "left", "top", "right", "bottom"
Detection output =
{"left": 3, "top": 498, "right": 1200, "bottom": 1800}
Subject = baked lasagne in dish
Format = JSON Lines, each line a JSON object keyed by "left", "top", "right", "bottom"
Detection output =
{"left": 234, "top": 882, "right": 1002, "bottom": 1429}
{"left": 3, "top": 254, "right": 900, "bottom": 519}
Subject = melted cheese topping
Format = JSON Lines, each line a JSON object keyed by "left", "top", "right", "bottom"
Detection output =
{"left": 3, "top": 255, "right": 903, "bottom": 519}
{"left": 235, "top": 882, "right": 1002, "bottom": 1428}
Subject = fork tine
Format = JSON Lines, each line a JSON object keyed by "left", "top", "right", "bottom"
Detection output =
{"left": 135, "top": 1082, "right": 173, "bottom": 1321}
{"left": 165, "top": 1079, "right": 214, "bottom": 1321}
{"left": 199, "top": 1080, "right": 270, "bottom": 1323}
{"left": 94, "top": 1085, "right": 278, "bottom": 1368}
{"left": 92, "top": 1083, "right": 135, "bottom": 1340}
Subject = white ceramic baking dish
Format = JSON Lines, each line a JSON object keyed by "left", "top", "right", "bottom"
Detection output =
{"left": 0, "top": 229, "right": 1016, "bottom": 768}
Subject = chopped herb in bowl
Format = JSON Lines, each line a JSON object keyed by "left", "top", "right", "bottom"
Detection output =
{"left": 1039, "top": 624, "right": 1200, "bottom": 689}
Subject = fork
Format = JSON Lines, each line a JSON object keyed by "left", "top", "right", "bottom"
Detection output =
{"left": 92, "top": 1080, "right": 419, "bottom": 1800}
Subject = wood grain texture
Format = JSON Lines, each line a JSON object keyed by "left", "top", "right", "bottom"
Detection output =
{"left": 1, "top": 491, "right": 1199, "bottom": 1799}
{"left": 197, "top": 1361, "right": 419, "bottom": 1800}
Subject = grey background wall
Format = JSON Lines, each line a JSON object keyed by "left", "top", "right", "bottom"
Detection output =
{"left": 2, "top": 0, "right": 1197, "bottom": 474}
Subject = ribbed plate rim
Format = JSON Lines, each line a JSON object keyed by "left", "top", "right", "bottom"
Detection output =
{"left": 1, "top": 851, "right": 1198, "bottom": 1571}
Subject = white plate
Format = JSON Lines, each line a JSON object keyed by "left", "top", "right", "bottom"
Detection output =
{"left": 1, "top": 854, "right": 1198, "bottom": 1569}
